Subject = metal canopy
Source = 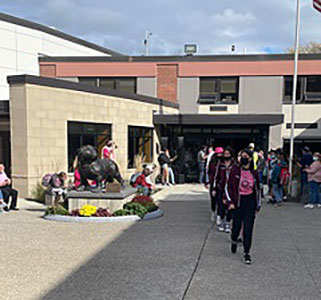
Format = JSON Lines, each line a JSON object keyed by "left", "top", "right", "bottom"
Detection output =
{"left": 153, "top": 114, "right": 284, "bottom": 126}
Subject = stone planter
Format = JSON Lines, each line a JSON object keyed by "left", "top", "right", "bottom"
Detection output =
{"left": 43, "top": 208, "right": 164, "bottom": 223}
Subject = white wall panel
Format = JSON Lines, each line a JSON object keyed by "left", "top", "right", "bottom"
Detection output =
{"left": 0, "top": 27, "right": 16, "bottom": 49}
{"left": 17, "top": 52, "right": 38, "bottom": 74}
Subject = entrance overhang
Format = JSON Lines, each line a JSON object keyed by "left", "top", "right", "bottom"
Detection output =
{"left": 153, "top": 114, "right": 284, "bottom": 126}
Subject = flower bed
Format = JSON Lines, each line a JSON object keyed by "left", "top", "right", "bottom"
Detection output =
{"left": 43, "top": 195, "right": 163, "bottom": 223}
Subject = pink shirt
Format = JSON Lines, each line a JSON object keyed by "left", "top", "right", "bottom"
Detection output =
{"left": 239, "top": 169, "right": 255, "bottom": 195}
{"left": 0, "top": 171, "right": 9, "bottom": 185}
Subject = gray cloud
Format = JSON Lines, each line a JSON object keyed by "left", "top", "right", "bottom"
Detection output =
{"left": 1, "top": 0, "right": 321, "bottom": 55}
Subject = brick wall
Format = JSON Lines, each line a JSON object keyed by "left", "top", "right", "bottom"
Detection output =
{"left": 157, "top": 64, "right": 178, "bottom": 102}
{"left": 39, "top": 65, "right": 57, "bottom": 78}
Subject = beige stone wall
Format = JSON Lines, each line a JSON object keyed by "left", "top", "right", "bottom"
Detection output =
{"left": 10, "top": 83, "right": 177, "bottom": 198}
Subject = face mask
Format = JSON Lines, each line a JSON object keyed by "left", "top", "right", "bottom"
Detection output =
{"left": 270, "top": 155, "right": 276, "bottom": 159}
{"left": 313, "top": 157, "right": 319, "bottom": 161}
{"left": 241, "top": 157, "right": 249, "bottom": 166}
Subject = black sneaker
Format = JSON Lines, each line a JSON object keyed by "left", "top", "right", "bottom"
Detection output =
{"left": 4, "top": 207, "right": 10, "bottom": 212}
{"left": 231, "top": 242, "right": 237, "bottom": 254}
{"left": 244, "top": 253, "right": 252, "bottom": 265}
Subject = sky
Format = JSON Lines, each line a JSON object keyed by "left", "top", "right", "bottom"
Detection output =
{"left": 0, "top": 0, "right": 321, "bottom": 56}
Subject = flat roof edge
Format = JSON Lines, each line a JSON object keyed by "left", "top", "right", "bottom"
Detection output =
{"left": 153, "top": 114, "right": 284, "bottom": 126}
{"left": 0, "top": 12, "right": 123, "bottom": 56}
{"left": 39, "top": 53, "right": 321, "bottom": 63}
{"left": 7, "top": 75, "right": 179, "bottom": 109}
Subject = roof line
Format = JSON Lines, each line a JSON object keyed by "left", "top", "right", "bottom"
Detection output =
{"left": 0, "top": 12, "right": 123, "bottom": 56}
{"left": 7, "top": 75, "right": 179, "bottom": 109}
{"left": 38, "top": 53, "right": 321, "bottom": 63}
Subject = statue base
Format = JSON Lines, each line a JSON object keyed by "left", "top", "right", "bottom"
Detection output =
{"left": 66, "top": 186, "right": 136, "bottom": 213}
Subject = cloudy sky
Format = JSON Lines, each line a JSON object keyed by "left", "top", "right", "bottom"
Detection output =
{"left": 1, "top": 0, "right": 321, "bottom": 55}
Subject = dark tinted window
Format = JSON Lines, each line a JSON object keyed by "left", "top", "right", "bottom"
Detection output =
{"left": 68, "top": 122, "right": 112, "bottom": 172}
{"left": 199, "top": 77, "right": 238, "bottom": 104}
{"left": 128, "top": 126, "right": 153, "bottom": 168}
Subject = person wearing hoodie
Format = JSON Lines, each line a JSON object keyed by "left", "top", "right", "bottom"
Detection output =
{"left": 206, "top": 147, "right": 224, "bottom": 223}
{"left": 226, "top": 149, "right": 261, "bottom": 265}
{"left": 303, "top": 152, "right": 321, "bottom": 209}
{"left": 217, "top": 147, "right": 235, "bottom": 233}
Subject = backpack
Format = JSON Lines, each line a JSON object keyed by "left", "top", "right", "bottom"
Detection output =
{"left": 130, "top": 172, "right": 141, "bottom": 186}
{"left": 42, "top": 173, "right": 53, "bottom": 187}
{"left": 279, "top": 168, "right": 290, "bottom": 186}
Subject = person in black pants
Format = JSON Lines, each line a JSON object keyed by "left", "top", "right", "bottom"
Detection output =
{"left": 0, "top": 163, "right": 19, "bottom": 211}
{"left": 206, "top": 147, "right": 224, "bottom": 223}
{"left": 217, "top": 147, "right": 235, "bottom": 233}
{"left": 226, "top": 149, "right": 261, "bottom": 264}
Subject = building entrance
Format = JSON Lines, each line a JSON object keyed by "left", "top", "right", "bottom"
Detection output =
{"left": 159, "top": 125, "right": 269, "bottom": 183}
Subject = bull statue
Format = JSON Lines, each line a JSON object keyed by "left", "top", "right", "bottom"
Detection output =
{"left": 76, "top": 145, "right": 124, "bottom": 192}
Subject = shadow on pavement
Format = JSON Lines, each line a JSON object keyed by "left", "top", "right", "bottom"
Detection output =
{"left": 41, "top": 198, "right": 211, "bottom": 300}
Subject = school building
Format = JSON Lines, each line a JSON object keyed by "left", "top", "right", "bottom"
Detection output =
{"left": 2, "top": 13, "right": 321, "bottom": 196}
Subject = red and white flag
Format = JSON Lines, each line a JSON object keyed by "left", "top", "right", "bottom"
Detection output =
{"left": 314, "top": 0, "right": 321, "bottom": 13}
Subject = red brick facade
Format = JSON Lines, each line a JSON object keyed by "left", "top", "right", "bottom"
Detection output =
{"left": 39, "top": 65, "right": 56, "bottom": 78}
{"left": 157, "top": 64, "right": 178, "bottom": 103}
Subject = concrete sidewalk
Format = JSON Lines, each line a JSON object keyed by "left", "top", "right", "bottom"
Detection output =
{"left": 0, "top": 185, "right": 321, "bottom": 299}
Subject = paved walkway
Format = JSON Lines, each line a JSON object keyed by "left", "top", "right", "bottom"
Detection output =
{"left": 0, "top": 185, "right": 321, "bottom": 300}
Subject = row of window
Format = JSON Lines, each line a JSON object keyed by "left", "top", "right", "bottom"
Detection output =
{"left": 77, "top": 76, "right": 321, "bottom": 105}
{"left": 78, "top": 77, "right": 136, "bottom": 94}
{"left": 199, "top": 76, "right": 321, "bottom": 104}
{"left": 68, "top": 122, "right": 153, "bottom": 172}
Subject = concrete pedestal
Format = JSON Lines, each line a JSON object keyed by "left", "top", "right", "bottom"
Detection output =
{"left": 66, "top": 187, "right": 136, "bottom": 213}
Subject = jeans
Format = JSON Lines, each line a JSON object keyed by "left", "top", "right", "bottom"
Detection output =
{"left": 309, "top": 180, "right": 320, "bottom": 205}
{"left": 231, "top": 194, "right": 256, "bottom": 254}
{"left": 272, "top": 183, "right": 283, "bottom": 203}
{"left": 198, "top": 162, "right": 205, "bottom": 184}
{"left": 168, "top": 167, "right": 175, "bottom": 184}
{"left": 137, "top": 185, "right": 151, "bottom": 196}
{"left": 300, "top": 171, "right": 309, "bottom": 196}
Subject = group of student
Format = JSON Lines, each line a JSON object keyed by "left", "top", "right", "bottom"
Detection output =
{"left": 205, "top": 145, "right": 261, "bottom": 265}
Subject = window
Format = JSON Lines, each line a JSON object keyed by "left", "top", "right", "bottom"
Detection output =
{"left": 78, "top": 77, "right": 136, "bottom": 93}
{"left": 284, "top": 76, "right": 321, "bottom": 103}
{"left": 128, "top": 126, "right": 153, "bottom": 168}
{"left": 199, "top": 77, "right": 238, "bottom": 104}
{"left": 68, "top": 122, "right": 112, "bottom": 172}
{"left": 78, "top": 77, "right": 97, "bottom": 86}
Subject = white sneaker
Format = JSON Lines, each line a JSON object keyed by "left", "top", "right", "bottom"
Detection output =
{"left": 225, "top": 223, "right": 231, "bottom": 233}
{"left": 218, "top": 223, "right": 225, "bottom": 232}
{"left": 211, "top": 212, "right": 216, "bottom": 222}
{"left": 317, "top": 204, "right": 321, "bottom": 208}
{"left": 304, "top": 204, "right": 314, "bottom": 209}
{"left": 216, "top": 215, "right": 222, "bottom": 226}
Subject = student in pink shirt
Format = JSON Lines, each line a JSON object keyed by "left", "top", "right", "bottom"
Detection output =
{"left": 102, "top": 140, "right": 117, "bottom": 161}
{"left": 226, "top": 149, "right": 261, "bottom": 265}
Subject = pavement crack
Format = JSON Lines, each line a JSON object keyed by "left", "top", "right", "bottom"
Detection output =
{"left": 181, "top": 222, "right": 214, "bottom": 300}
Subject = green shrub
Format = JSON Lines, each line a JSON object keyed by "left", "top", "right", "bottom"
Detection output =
{"left": 112, "top": 209, "right": 134, "bottom": 217}
{"left": 123, "top": 202, "right": 148, "bottom": 218}
{"left": 30, "top": 182, "right": 46, "bottom": 203}
{"left": 45, "top": 205, "right": 69, "bottom": 216}
{"left": 131, "top": 195, "right": 157, "bottom": 212}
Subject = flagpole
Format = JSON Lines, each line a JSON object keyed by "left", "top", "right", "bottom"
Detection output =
{"left": 289, "top": 0, "right": 301, "bottom": 191}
